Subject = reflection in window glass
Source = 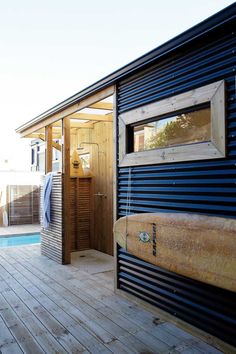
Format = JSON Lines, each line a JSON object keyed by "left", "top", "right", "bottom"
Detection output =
{"left": 133, "top": 107, "right": 211, "bottom": 152}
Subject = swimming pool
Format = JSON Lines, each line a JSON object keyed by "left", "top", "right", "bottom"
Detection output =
{"left": 0, "top": 233, "right": 41, "bottom": 248}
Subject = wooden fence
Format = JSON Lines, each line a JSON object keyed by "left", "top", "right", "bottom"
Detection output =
{"left": 7, "top": 185, "right": 40, "bottom": 225}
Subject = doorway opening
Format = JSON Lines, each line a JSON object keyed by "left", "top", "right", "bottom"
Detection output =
{"left": 69, "top": 94, "right": 114, "bottom": 256}
{"left": 24, "top": 87, "right": 115, "bottom": 264}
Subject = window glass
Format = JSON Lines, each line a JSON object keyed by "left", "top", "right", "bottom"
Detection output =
{"left": 133, "top": 107, "right": 211, "bottom": 152}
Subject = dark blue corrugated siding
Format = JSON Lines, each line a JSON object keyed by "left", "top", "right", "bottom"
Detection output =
{"left": 117, "top": 247, "right": 236, "bottom": 347}
{"left": 117, "top": 26, "right": 236, "bottom": 219}
{"left": 116, "top": 22, "right": 236, "bottom": 347}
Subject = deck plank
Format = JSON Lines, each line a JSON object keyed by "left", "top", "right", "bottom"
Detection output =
{"left": 0, "top": 248, "right": 169, "bottom": 353}
{"left": 7, "top": 246, "right": 225, "bottom": 353}
{"left": 1, "top": 289, "right": 68, "bottom": 354}
{"left": 0, "top": 316, "right": 23, "bottom": 354}
{"left": 0, "top": 245, "right": 224, "bottom": 354}
{"left": 0, "top": 263, "right": 88, "bottom": 353}
{"left": 5, "top": 248, "right": 174, "bottom": 352}
{"left": 0, "top": 293, "right": 45, "bottom": 354}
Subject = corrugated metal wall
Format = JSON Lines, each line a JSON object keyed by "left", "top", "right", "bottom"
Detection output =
{"left": 117, "top": 26, "right": 236, "bottom": 219}
{"left": 116, "top": 21, "right": 236, "bottom": 346}
{"left": 117, "top": 247, "right": 236, "bottom": 347}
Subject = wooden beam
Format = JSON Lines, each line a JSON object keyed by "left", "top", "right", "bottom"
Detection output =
{"left": 89, "top": 102, "right": 113, "bottom": 110}
{"left": 69, "top": 113, "right": 112, "bottom": 122}
{"left": 18, "top": 85, "right": 115, "bottom": 137}
{"left": 113, "top": 87, "right": 118, "bottom": 290}
{"left": 30, "top": 128, "right": 45, "bottom": 134}
{"left": 40, "top": 134, "right": 61, "bottom": 151}
{"left": 70, "top": 122, "right": 95, "bottom": 128}
{"left": 62, "top": 117, "right": 71, "bottom": 265}
{"left": 27, "top": 133, "right": 62, "bottom": 151}
{"left": 52, "top": 121, "right": 94, "bottom": 129}
{"left": 45, "top": 126, "right": 52, "bottom": 173}
{"left": 27, "top": 132, "right": 62, "bottom": 139}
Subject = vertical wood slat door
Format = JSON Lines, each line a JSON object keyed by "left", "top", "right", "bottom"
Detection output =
{"left": 76, "top": 178, "right": 92, "bottom": 250}
{"left": 70, "top": 177, "right": 92, "bottom": 252}
{"left": 40, "top": 174, "right": 63, "bottom": 263}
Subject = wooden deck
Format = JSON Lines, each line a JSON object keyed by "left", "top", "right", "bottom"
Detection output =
{"left": 0, "top": 245, "right": 223, "bottom": 354}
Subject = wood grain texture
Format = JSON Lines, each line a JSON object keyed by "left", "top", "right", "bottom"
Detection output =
{"left": 0, "top": 244, "right": 225, "bottom": 354}
{"left": 70, "top": 112, "right": 112, "bottom": 122}
{"left": 114, "top": 212, "right": 236, "bottom": 292}
{"left": 18, "top": 85, "right": 115, "bottom": 137}
{"left": 113, "top": 86, "right": 118, "bottom": 290}
{"left": 40, "top": 174, "right": 63, "bottom": 264}
{"left": 119, "top": 81, "right": 223, "bottom": 125}
{"left": 45, "top": 125, "right": 53, "bottom": 173}
{"left": 7, "top": 185, "right": 39, "bottom": 225}
{"left": 76, "top": 178, "right": 92, "bottom": 251}
{"left": 211, "top": 80, "right": 226, "bottom": 155}
{"left": 62, "top": 117, "right": 71, "bottom": 264}
{"left": 119, "top": 141, "right": 223, "bottom": 167}
{"left": 71, "top": 121, "right": 113, "bottom": 256}
{"left": 70, "top": 178, "right": 77, "bottom": 251}
{"left": 70, "top": 177, "right": 92, "bottom": 251}
{"left": 119, "top": 80, "right": 225, "bottom": 166}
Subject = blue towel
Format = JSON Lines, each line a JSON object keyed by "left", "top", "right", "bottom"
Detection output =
{"left": 43, "top": 172, "right": 53, "bottom": 229}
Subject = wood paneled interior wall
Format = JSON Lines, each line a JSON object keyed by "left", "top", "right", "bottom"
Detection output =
{"left": 71, "top": 121, "right": 113, "bottom": 255}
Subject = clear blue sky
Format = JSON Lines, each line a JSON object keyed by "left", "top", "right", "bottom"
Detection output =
{"left": 0, "top": 0, "right": 234, "bottom": 170}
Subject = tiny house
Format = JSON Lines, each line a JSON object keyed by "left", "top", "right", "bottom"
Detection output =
{"left": 16, "top": 4, "right": 236, "bottom": 349}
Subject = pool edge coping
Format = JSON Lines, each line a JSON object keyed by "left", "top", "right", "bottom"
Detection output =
{"left": 0, "top": 231, "right": 41, "bottom": 239}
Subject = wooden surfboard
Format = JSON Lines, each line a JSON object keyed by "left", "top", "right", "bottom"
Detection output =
{"left": 114, "top": 213, "right": 236, "bottom": 292}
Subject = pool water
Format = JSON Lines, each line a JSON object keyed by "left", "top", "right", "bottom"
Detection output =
{"left": 0, "top": 233, "right": 41, "bottom": 248}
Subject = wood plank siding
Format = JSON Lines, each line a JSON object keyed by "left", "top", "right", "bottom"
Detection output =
{"left": 40, "top": 174, "right": 63, "bottom": 263}
{"left": 40, "top": 174, "right": 92, "bottom": 263}
{"left": 71, "top": 177, "right": 92, "bottom": 251}
{"left": 70, "top": 120, "right": 113, "bottom": 255}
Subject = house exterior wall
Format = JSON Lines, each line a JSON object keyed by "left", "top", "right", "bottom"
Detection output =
{"left": 116, "top": 19, "right": 236, "bottom": 347}
{"left": 117, "top": 23, "right": 236, "bottom": 219}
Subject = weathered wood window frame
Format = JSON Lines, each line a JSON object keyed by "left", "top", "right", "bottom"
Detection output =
{"left": 119, "top": 80, "right": 225, "bottom": 167}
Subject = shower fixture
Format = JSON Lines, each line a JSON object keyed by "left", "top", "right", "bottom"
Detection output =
{"left": 77, "top": 142, "right": 104, "bottom": 176}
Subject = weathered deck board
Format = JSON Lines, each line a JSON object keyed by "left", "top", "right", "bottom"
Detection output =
{"left": 0, "top": 245, "right": 224, "bottom": 354}
{"left": 0, "top": 316, "right": 23, "bottom": 354}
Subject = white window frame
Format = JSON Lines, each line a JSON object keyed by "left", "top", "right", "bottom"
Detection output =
{"left": 119, "top": 80, "right": 226, "bottom": 167}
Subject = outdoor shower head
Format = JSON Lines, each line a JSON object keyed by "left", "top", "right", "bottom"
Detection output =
{"left": 77, "top": 142, "right": 105, "bottom": 157}
{"left": 76, "top": 142, "right": 105, "bottom": 176}
{"left": 77, "top": 142, "right": 100, "bottom": 151}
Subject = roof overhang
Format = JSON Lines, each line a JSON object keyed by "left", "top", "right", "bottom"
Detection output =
{"left": 17, "top": 85, "right": 115, "bottom": 137}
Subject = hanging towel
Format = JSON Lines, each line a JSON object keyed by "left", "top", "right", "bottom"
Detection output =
{"left": 43, "top": 172, "right": 53, "bottom": 229}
